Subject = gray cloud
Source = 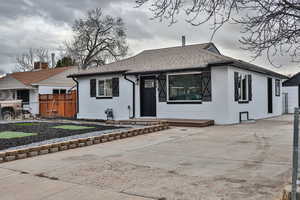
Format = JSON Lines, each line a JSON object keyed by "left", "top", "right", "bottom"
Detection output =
{"left": 0, "top": 0, "right": 297, "bottom": 75}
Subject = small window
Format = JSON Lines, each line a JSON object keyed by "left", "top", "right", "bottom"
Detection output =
{"left": 238, "top": 74, "right": 249, "bottom": 102}
{"left": 97, "top": 79, "right": 113, "bottom": 97}
{"left": 167, "top": 73, "right": 202, "bottom": 102}
{"left": 275, "top": 79, "right": 280, "bottom": 96}
{"left": 144, "top": 80, "right": 155, "bottom": 88}
{"left": 53, "top": 89, "right": 66, "bottom": 94}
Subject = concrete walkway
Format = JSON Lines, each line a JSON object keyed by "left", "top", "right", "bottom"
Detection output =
{"left": 0, "top": 115, "right": 294, "bottom": 200}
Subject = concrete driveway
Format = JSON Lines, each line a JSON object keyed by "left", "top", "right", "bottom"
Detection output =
{"left": 0, "top": 115, "right": 294, "bottom": 200}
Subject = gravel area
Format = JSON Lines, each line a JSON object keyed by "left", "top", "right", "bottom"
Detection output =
{"left": 1, "top": 127, "right": 131, "bottom": 152}
{"left": 0, "top": 121, "right": 129, "bottom": 151}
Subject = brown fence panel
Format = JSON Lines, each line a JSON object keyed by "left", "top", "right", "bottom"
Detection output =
{"left": 39, "top": 91, "right": 77, "bottom": 118}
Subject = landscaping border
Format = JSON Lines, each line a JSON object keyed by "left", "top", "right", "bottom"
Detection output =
{"left": 0, "top": 123, "right": 169, "bottom": 163}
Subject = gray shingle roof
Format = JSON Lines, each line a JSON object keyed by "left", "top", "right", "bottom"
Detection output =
{"left": 68, "top": 43, "right": 287, "bottom": 79}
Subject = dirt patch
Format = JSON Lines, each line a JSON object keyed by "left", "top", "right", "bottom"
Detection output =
{"left": 0, "top": 122, "right": 123, "bottom": 150}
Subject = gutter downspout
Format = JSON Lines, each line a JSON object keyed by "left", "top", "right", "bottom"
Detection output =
{"left": 72, "top": 77, "right": 79, "bottom": 119}
{"left": 124, "top": 74, "right": 135, "bottom": 119}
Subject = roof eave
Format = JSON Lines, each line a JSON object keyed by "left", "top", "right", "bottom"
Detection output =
{"left": 209, "top": 61, "right": 288, "bottom": 79}
{"left": 67, "top": 70, "right": 128, "bottom": 78}
{"left": 125, "top": 66, "right": 210, "bottom": 75}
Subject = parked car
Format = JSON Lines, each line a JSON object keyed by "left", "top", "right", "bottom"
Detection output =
{"left": 0, "top": 100, "right": 22, "bottom": 120}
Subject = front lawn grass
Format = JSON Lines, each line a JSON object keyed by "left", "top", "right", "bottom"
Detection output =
{"left": 15, "top": 123, "right": 39, "bottom": 126}
{"left": 52, "top": 125, "right": 95, "bottom": 130}
{"left": 0, "top": 131, "right": 37, "bottom": 139}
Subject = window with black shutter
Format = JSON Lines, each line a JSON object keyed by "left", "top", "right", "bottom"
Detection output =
{"left": 112, "top": 78, "right": 119, "bottom": 97}
{"left": 90, "top": 79, "right": 96, "bottom": 97}
{"left": 158, "top": 74, "right": 167, "bottom": 102}
{"left": 201, "top": 71, "right": 211, "bottom": 102}
{"left": 234, "top": 72, "right": 239, "bottom": 101}
{"left": 248, "top": 75, "right": 252, "bottom": 101}
{"left": 275, "top": 79, "right": 280, "bottom": 96}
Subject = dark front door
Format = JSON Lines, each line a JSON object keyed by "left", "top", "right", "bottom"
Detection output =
{"left": 140, "top": 76, "right": 156, "bottom": 117}
{"left": 267, "top": 78, "right": 273, "bottom": 113}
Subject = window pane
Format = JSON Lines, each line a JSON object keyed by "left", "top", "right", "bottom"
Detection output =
{"left": 106, "top": 79, "right": 112, "bottom": 96}
{"left": 98, "top": 80, "right": 105, "bottom": 96}
{"left": 60, "top": 89, "right": 66, "bottom": 94}
{"left": 169, "top": 74, "right": 202, "bottom": 101}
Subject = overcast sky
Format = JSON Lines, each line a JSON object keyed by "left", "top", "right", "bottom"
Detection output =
{"left": 0, "top": 0, "right": 299, "bottom": 75}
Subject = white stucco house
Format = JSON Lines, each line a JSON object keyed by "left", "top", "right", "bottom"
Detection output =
{"left": 0, "top": 63, "right": 77, "bottom": 115}
{"left": 68, "top": 43, "right": 287, "bottom": 124}
{"left": 282, "top": 73, "right": 300, "bottom": 113}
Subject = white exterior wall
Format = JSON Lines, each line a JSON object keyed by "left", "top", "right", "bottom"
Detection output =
{"left": 38, "top": 86, "right": 72, "bottom": 95}
{"left": 282, "top": 86, "right": 298, "bottom": 113}
{"left": 76, "top": 66, "right": 283, "bottom": 124}
{"left": 77, "top": 74, "right": 133, "bottom": 120}
{"left": 226, "top": 66, "right": 282, "bottom": 123}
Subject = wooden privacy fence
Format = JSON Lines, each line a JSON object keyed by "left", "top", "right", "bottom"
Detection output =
{"left": 39, "top": 91, "right": 77, "bottom": 118}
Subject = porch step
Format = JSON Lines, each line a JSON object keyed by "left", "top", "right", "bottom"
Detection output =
{"left": 107, "top": 118, "right": 214, "bottom": 128}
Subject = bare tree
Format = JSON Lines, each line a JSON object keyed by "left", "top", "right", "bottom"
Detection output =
{"left": 66, "top": 8, "right": 128, "bottom": 69}
{"left": 15, "top": 48, "right": 50, "bottom": 72}
{"left": 135, "top": 0, "right": 300, "bottom": 64}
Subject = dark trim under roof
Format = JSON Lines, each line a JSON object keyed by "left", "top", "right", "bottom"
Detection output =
{"left": 67, "top": 70, "right": 127, "bottom": 78}
{"left": 125, "top": 66, "right": 210, "bottom": 75}
{"left": 283, "top": 72, "right": 300, "bottom": 86}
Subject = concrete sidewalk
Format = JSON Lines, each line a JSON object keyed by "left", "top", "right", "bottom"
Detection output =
{"left": 0, "top": 115, "right": 293, "bottom": 200}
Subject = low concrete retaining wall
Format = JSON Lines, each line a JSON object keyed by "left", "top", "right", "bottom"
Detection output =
{"left": 0, "top": 123, "right": 169, "bottom": 164}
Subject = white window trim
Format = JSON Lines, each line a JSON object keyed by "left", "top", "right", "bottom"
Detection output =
{"left": 238, "top": 74, "right": 249, "bottom": 102}
{"left": 166, "top": 72, "right": 202, "bottom": 102}
{"left": 96, "top": 78, "right": 113, "bottom": 97}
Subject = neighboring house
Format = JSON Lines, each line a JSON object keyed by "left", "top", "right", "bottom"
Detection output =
{"left": 0, "top": 63, "right": 77, "bottom": 115}
{"left": 68, "top": 42, "right": 287, "bottom": 124}
{"left": 282, "top": 73, "right": 300, "bottom": 113}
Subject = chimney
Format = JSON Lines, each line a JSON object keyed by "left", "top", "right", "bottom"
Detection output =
{"left": 51, "top": 53, "right": 55, "bottom": 68}
{"left": 34, "top": 62, "right": 49, "bottom": 70}
{"left": 182, "top": 35, "right": 186, "bottom": 47}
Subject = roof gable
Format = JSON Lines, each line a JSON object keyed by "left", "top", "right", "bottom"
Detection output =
{"left": 10, "top": 67, "right": 72, "bottom": 86}
{"left": 0, "top": 74, "right": 33, "bottom": 90}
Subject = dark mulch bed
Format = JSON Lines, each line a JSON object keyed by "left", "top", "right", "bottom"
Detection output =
{"left": 0, "top": 122, "right": 122, "bottom": 150}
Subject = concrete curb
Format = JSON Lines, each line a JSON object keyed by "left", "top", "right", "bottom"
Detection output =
{"left": 0, "top": 123, "right": 169, "bottom": 164}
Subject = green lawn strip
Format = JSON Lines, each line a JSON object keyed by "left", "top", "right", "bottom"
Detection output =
{"left": 0, "top": 131, "right": 37, "bottom": 139}
{"left": 52, "top": 125, "right": 95, "bottom": 130}
{"left": 15, "top": 123, "right": 39, "bottom": 126}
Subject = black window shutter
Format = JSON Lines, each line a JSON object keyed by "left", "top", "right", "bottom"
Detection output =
{"left": 248, "top": 74, "right": 252, "bottom": 101}
{"left": 158, "top": 74, "right": 167, "bottom": 102}
{"left": 90, "top": 79, "right": 96, "bottom": 97}
{"left": 112, "top": 78, "right": 119, "bottom": 97}
{"left": 201, "top": 71, "right": 212, "bottom": 101}
{"left": 234, "top": 72, "right": 239, "bottom": 101}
